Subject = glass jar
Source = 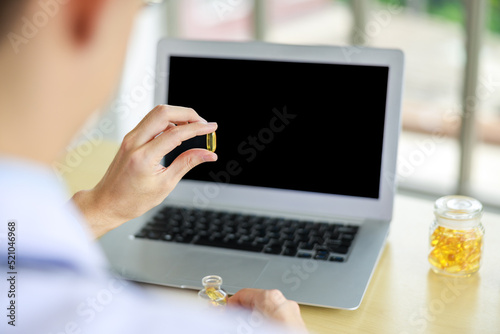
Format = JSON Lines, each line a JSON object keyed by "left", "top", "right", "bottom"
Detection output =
{"left": 428, "top": 195, "right": 485, "bottom": 277}
{"left": 198, "top": 275, "right": 228, "bottom": 307}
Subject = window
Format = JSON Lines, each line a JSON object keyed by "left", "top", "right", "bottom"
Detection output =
{"left": 112, "top": 0, "right": 499, "bottom": 206}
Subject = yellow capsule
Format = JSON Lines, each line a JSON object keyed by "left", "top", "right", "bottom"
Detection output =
{"left": 205, "top": 287, "right": 227, "bottom": 306}
{"left": 428, "top": 225, "right": 483, "bottom": 276}
{"left": 207, "top": 132, "right": 217, "bottom": 153}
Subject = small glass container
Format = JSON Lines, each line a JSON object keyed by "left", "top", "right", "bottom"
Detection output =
{"left": 428, "top": 195, "right": 485, "bottom": 277}
{"left": 198, "top": 275, "right": 228, "bottom": 307}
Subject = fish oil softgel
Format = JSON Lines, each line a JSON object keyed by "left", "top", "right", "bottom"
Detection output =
{"left": 207, "top": 132, "right": 217, "bottom": 153}
{"left": 428, "top": 226, "right": 483, "bottom": 275}
{"left": 198, "top": 275, "right": 227, "bottom": 307}
{"left": 428, "top": 196, "right": 484, "bottom": 277}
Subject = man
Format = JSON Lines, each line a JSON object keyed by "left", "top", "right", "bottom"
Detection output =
{"left": 0, "top": 0, "right": 308, "bottom": 332}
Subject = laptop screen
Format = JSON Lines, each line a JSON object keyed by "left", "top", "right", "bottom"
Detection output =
{"left": 165, "top": 56, "right": 389, "bottom": 199}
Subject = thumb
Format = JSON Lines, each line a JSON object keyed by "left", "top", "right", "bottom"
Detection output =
{"left": 164, "top": 149, "right": 218, "bottom": 185}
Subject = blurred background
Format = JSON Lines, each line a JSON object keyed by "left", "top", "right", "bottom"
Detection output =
{"left": 76, "top": 0, "right": 500, "bottom": 208}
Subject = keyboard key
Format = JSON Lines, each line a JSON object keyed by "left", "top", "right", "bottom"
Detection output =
{"left": 341, "top": 233, "right": 355, "bottom": 240}
{"left": 283, "top": 247, "right": 297, "bottom": 256}
{"left": 255, "top": 237, "right": 270, "bottom": 245}
{"left": 327, "top": 239, "right": 352, "bottom": 247}
{"left": 295, "top": 234, "right": 309, "bottom": 243}
{"left": 314, "top": 250, "right": 329, "bottom": 261}
{"left": 299, "top": 242, "right": 315, "bottom": 250}
{"left": 135, "top": 230, "right": 147, "bottom": 238}
{"left": 147, "top": 231, "right": 162, "bottom": 240}
{"left": 309, "top": 236, "right": 324, "bottom": 245}
{"left": 264, "top": 244, "right": 283, "bottom": 254}
{"left": 174, "top": 235, "right": 186, "bottom": 243}
{"left": 161, "top": 233, "right": 174, "bottom": 241}
{"left": 327, "top": 245, "right": 349, "bottom": 254}
{"left": 296, "top": 228, "right": 309, "bottom": 236}
{"left": 266, "top": 231, "right": 281, "bottom": 239}
{"left": 297, "top": 252, "right": 312, "bottom": 258}
{"left": 338, "top": 226, "right": 359, "bottom": 234}
{"left": 194, "top": 237, "right": 264, "bottom": 253}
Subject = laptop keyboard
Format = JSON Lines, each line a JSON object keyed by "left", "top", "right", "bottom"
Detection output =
{"left": 134, "top": 206, "right": 359, "bottom": 262}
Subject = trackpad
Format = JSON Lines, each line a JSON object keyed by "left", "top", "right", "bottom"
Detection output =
{"left": 166, "top": 250, "right": 269, "bottom": 289}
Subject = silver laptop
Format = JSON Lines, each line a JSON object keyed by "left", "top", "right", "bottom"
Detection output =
{"left": 99, "top": 39, "right": 404, "bottom": 309}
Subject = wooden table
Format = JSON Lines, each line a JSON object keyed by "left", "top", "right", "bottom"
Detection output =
{"left": 64, "top": 142, "right": 500, "bottom": 334}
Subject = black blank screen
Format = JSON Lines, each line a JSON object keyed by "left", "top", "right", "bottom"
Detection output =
{"left": 165, "top": 56, "right": 389, "bottom": 199}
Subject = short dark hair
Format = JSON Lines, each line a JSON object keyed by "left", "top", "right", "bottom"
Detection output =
{"left": 0, "top": 1, "right": 26, "bottom": 35}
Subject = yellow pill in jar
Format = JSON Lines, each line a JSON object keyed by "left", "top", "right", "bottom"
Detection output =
{"left": 428, "top": 225, "right": 483, "bottom": 275}
{"left": 205, "top": 287, "right": 227, "bottom": 306}
{"left": 207, "top": 132, "right": 216, "bottom": 153}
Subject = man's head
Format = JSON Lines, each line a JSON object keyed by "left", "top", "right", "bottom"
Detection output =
{"left": 0, "top": 1, "right": 25, "bottom": 35}
{"left": 0, "top": 0, "right": 146, "bottom": 163}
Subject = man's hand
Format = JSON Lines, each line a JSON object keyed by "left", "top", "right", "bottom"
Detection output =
{"left": 72, "top": 105, "right": 218, "bottom": 238}
{"left": 228, "top": 288, "right": 308, "bottom": 333}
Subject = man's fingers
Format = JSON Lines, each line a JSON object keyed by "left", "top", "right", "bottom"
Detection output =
{"left": 228, "top": 288, "right": 271, "bottom": 309}
{"left": 129, "top": 105, "right": 207, "bottom": 147}
{"left": 229, "top": 289, "right": 286, "bottom": 307}
{"left": 148, "top": 122, "right": 217, "bottom": 163}
{"left": 228, "top": 289, "right": 307, "bottom": 331}
{"left": 163, "top": 149, "right": 218, "bottom": 188}
{"left": 228, "top": 289, "right": 291, "bottom": 317}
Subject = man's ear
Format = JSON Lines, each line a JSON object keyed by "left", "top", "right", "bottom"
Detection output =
{"left": 66, "top": 0, "right": 109, "bottom": 47}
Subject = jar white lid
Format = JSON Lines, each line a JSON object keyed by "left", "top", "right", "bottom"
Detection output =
{"left": 434, "top": 195, "right": 483, "bottom": 229}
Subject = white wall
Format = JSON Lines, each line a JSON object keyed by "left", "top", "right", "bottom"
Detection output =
{"left": 72, "top": 4, "right": 168, "bottom": 147}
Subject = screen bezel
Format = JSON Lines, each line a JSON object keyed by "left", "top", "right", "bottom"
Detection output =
{"left": 155, "top": 39, "right": 404, "bottom": 221}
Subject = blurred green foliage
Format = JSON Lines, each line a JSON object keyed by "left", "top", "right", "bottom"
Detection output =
{"left": 489, "top": 0, "right": 500, "bottom": 33}
{"left": 374, "top": 0, "right": 500, "bottom": 34}
{"left": 427, "top": 0, "right": 463, "bottom": 22}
